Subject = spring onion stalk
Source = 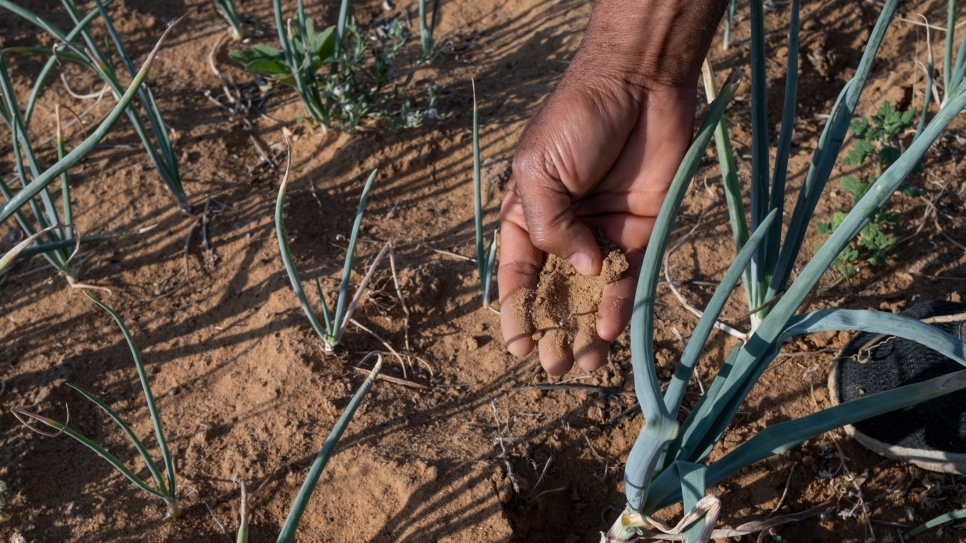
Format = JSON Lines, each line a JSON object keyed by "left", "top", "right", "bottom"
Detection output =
{"left": 12, "top": 294, "right": 180, "bottom": 517}
{"left": 0, "top": 224, "right": 78, "bottom": 275}
{"left": 214, "top": 0, "right": 244, "bottom": 41}
{"left": 0, "top": 57, "right": 70, "bottom": 271}
{"left": 604, "top": 0, "right": 966, "bottom": 539}
{"left": 276, "top": 129, "right": 382, "bottom": 350}
{"left": 0, "top": 0, "right": 189, "bottom": 213}
{"left": 417, "top": 0, "right": 438, "bottom": 60}
{"left": 908, "top": 507, "right": 966, "bottom": 537}
{"left": 276, "top": 357, "right": 382, "bottom": 542}
{"left": 471, "top": 81, "right": 498, "bottom": 308}
{"left": 0, "top": 14, "right": 181, "bottom": 279}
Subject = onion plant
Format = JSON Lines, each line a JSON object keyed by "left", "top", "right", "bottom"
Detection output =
{"left": 909, "top": 507, "right": 966, "bottom": 538}
{"left": 0, "top": 57, "right": 75, "bottom": 279}
{"left": 722, "top": 0, "right": 736, "bottom": 50}
{"left": 275, "top": 136, "right": 386, "bottom": 351}
{"left": 0, "top": 18, "right": 179, "bottom": 272}
{"left": 0, "top": 224, "right": 78, "bottom": 275}
{"left": 0, "top": 0, "right": 189, "bottom": 214}
{"left": 941, "top": 0, "right": 966, "bottom": 107}
{"left": 12, "top": 294, "right": 179, "bottom": 517}
{"left": 603, "top": 0, "right": 966, "bottom": 540}
{"left": 471, "top": 82, "right": 497, "bottom": 309}
{"left": 417, "top": 0, "right": 441, "bottom": 61}
{"left": 913, "top": 0, "right": 966, "bottom": 139}
{"left": 274, "top": 355, "right": 382, "bottom": 543}
{"left": 214, "top": 0, "right": 244, "bottom": 41}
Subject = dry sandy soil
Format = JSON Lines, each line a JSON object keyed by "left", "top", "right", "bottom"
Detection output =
{"left": 1, "top": 0, "right": 965, "bottom": 541}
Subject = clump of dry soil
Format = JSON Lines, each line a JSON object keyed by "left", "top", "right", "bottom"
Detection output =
{"left": 511, "top": 234, "right": 628, "bottom": 357}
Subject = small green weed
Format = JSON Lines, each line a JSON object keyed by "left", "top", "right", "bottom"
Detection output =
{"left": 231, "top": 8, "right": 437, "bottom": 133}
{"left": 815, "top": 101, "right": 922, "bottom": 277}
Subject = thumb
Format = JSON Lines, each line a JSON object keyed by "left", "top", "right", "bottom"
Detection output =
{"left": 509, "top": 163, "right": 602, "bottom": 276}
{"left": 507, "top": 74, "right": 641, "bottom": 277}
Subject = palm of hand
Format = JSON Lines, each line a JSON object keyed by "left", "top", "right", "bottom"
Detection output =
{"left": 499, "top": 74, "right": 696, "bottom": 375}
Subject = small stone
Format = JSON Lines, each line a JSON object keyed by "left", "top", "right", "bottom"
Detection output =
{"left": 802, "top": 455, "right": 815, "bottom": 467}
{"left": 167, "top": 386, "right": 181, "bottom": 396}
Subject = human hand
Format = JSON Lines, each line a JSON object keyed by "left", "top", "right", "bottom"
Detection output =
{"left": 498, "top": 0, "right": 728, "bottom": 375}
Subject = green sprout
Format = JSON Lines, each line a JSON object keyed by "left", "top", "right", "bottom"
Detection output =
{"left": 275, "top": 131, "right": 387, "bottom": 351}
{"left": 471, "top": 81, "right": 498, "bottom": 309}
{"left": 230, "top": 0, "right": 438, "bottom": 133}
{"left": 942, "top": 0, "right": 966, "bottom": 107}
{"left": 13, "top": 295, "right": 179, "bottom": 517}
{"left": 213, "top": 0, "right": 244, "bottom": 41}
{"left": 275, "top": 355, "right": 382, "bottom": 543}
{"left": 722, "top": 0, "right": 737, "bottom": 50}
{"left": 815, "top": 101, "right": 922, "bottom": 277}
{"left": 604, "top": 0, "right": 966, "bottom": 540}
{"left": 908, "top": 507, "right": 966, "bottom": 538}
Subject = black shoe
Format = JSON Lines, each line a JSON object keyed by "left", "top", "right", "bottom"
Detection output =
{"left": 828, "top": 300, "right": 966, "bottom": 474}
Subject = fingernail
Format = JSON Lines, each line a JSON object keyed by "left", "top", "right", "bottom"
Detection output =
{"left": 569, "top": 252, "right": 594, "bottom": 276}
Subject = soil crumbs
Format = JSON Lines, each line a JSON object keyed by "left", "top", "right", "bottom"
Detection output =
{"left": 512, "top": 234, "right": 627, "bottom": 358}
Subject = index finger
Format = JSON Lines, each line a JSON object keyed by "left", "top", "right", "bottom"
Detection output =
{"left": 498, "top": 189, "right": 542, "bottom": 358}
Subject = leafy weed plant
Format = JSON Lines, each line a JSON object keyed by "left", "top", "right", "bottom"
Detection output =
{"left": 13, "top": 295, "right": 179, "bottom": 517}
{"left": 815, "top": 100, "right": 922, "bottom": 277}
{"left": 604, "top": 0, "right": 966, "bottom": 540}
{"left": 231, "top": 0, "right": 437, "bottom": 133}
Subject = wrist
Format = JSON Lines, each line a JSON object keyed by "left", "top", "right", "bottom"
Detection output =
{"left": 573, "top": 0, "right": 730, "bottom": 88}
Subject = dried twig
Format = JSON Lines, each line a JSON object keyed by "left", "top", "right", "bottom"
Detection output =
{"left": 491, "top": 399, "right": 523, "bottom": 494}
{"left": 769, "top": 464, "right": 796, "bottom": 516}
{"left": 351, "top": 365, "right": 426, "bottom": 389}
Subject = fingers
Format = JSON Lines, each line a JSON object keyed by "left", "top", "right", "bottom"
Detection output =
{"left": 509, "top": 77, "right": 642, "bottom": 276}
{"left": 539, "top": 316, "right": 609, "bottom": 375}
{"left": 538, "top": 333, "right": 573, "bottom": 376}
{"left": 498, "top": 192, "right": 541, "bottom": 358}
{"left": 597, "top": 275, "right": 637, "bottom": 342}
{"left": 574, "top": 325, "right": 608, "bottom": 371}
{"left": 511, "top": 147, "right": 601, "bottom": 276}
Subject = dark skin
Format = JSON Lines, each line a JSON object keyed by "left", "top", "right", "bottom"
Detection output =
{"left": 499, "top": 0, "right": 731, "bottom": 375}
